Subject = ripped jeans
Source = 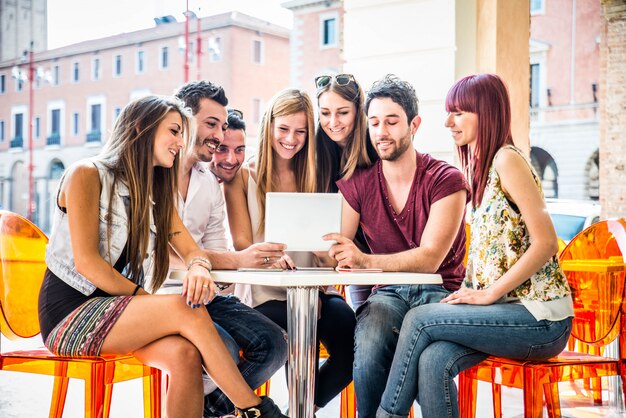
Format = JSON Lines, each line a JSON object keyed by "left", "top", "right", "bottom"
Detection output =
{"left": 353, "top": 284, "right": 451, "bottom": 418}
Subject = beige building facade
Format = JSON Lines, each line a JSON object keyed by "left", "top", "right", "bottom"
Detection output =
{"left": 0, "top": 12, "right": 290, "bottom": 231}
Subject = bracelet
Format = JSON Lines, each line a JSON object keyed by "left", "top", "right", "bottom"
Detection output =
{"left": 132, "top": 284, "right": 142, "bottom": 296}
{"left": 187, "top": 256, "right": 212, "bottom": 272}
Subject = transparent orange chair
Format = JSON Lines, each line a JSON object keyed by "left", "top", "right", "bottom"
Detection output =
{"left": 0, "top": 210, "right": 162, "bottom": 418}
{"left": 458, "top": 219, "right": 626, "bottom": 418}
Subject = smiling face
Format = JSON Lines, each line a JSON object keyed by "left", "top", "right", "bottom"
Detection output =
{"left": 367, "top": 97, "right": 420, "bottom": 161}
{"left": 153, "top": 111, "right": 185, "bottom": 167}
{"left": 209, "top": 128, "right": 246, "bottom": 183}
{"left": 193, "top": 98, "right": 228, "bottom": 162}
{"left": 270, "top": 112, "right": 308, "bottom": 161}
{"left": 318, "top": 90, "right": 356, "bottom": 148}
{"left": 444, "top": 111, "right": 478, "bottom": 150}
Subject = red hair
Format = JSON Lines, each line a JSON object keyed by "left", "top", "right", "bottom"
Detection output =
{"left": 445, "top": 74, "right": 514, "bottom": 207}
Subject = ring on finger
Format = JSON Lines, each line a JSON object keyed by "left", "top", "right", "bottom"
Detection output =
{"left": 263, "top": 256, "right": 270, "bottom": 264}
{"left": 202, "top": 284, "right": 209, "bottom": 288}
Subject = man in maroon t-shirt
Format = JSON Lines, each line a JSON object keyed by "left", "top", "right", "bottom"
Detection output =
{"left": 324, "top": 74, "right": 469, "bottom": 418}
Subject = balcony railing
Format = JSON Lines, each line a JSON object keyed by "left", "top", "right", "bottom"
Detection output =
{"left": 530, "top": 102, "right": 599, "bottom": 124}
{"left": 86, "top": 130, "right": 101, "bottom": 143}
{"left": 46, "top": 132, "right": 61, "bottom": 146}
{"left": 10, "top": 136, "right": 23, "bottom": 148}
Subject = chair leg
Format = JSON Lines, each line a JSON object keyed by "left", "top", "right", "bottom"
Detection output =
{"left": 544, "top": 382, "right": 562, "bottom": 418}
{"left": 85, "top": 364, "right": 106, "bottom": 418}
{"left": 458, "top": 371, "right": 477, "bottom": 418}
{"left": 49, "top": 375, "right": 70, "bottom": 418}
{"left": 339, "top": 381, "right": 356, "bottom": 418}
{"left": 522, "top": 368, "right": 545, "bottom": 418}
{"left": 255, "top": 379, "right": 271, "bottom": 396}
{"left": 143, "top": 367, "right": 162, "bottom": 418}
{"left": 492, "top": 383, "right": 502, "bottom": 418}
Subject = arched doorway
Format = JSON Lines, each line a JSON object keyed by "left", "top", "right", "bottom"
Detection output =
{"left": 584, "top": 149, "right": 599, "bottom": 201}
{"left": 530, "top": 147, "right": 559, "bottom": 198}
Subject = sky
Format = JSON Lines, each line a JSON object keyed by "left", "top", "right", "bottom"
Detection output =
{"left": 47, "top": 0, "right": 293, "bottom": 49}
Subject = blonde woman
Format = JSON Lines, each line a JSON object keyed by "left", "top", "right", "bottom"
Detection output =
{"left": 225, "top": 88, "right": 356, "bottom": 410}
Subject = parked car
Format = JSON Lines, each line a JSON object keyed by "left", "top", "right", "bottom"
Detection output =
{"left": 546, "top": 198, "right": 601, "bottom": 242}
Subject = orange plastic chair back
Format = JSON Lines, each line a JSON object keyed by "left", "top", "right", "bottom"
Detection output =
{"left": 0, "top": 211, "right": 48, "bottom": 340}
{"left": 559, "top": 218, "right": 626, "bottom": 347}
{"left": 463, "top": 222, "right": 470, "bottom": 267}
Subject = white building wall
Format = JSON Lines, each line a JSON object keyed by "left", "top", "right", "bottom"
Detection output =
{"left": 343, "top": 0, "right": 464, "bottom": 164}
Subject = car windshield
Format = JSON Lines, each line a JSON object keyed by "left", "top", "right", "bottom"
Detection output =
{"left": 550, "top": 214, "right": 586, "bottom": 241}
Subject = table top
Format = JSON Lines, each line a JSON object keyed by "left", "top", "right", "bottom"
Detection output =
{"left": 208, "top": 269, "right": 442, "bottom": 287}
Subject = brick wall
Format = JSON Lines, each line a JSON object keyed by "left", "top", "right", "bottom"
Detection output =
{"left": 599, "top": 0, "right": 626, "bottom": 218}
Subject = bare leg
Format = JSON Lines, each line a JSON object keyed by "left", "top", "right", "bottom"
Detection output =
{"left": 100, "top": 295, "right": 261, "bottom": 410}
{"left": 133, "top": 335, "right": 203, "bottom": 418}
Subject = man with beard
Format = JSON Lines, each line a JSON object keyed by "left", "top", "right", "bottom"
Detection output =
{"left": 324, "top": 74, "right": 469, "bottom": 418}
{"left": 161, "top": 81, "right": 288, "bottom": 418}
{"left": 209, "top": 109, "right": 247, "bottom": 184}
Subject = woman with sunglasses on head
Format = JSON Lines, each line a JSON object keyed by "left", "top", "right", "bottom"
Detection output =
{"left": 38, "top": 95, "right": 288, "bottom": 418}
{"left": 225, "top": 88, "right": 356, "bottom": 411}
{"left": 315, "top": 73, "right": 378, "bottom": 309}
{"left": 375, "top": 74, "right": 573, "bottom": 418}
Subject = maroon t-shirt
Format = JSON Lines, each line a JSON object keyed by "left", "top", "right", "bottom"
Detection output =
{"left": 337, "top": 151, "right": 469, "bottom": 291}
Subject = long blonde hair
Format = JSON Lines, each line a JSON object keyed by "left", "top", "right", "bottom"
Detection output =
{"left": 256, "top": 88, "right": 316, "bottom": 235}
{"left": 97, "top": 95, "right": 192, "bottom": 292}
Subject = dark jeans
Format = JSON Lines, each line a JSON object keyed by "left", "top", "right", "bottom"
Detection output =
{"left": 256, "top": 292, "right": 356, "bottom": 407}
{"left": 203, "top": 295, "right": 288, "bottom": 417}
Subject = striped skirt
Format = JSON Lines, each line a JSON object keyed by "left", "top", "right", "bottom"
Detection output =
{"left": 44, "top": 296, "right": 133, "bottom": 357}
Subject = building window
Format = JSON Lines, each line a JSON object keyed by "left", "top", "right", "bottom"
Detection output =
{"left": 0, "top": 120, "right": 4, "bottom": 141}
{"left": 16, "top": 78, "right": 24, "bottom": 92}
{"left": 92, "top": 57, "right": 101, "bottom": 80}
{"left": 208, "top": 37, "right": 222, "bottom": 62}
{"left": 252, "top": 40, "right": 263, "bottom": 64}
{"left": 72, "top": 62, "right": 79, "bottom": 82}
{"left": 530, "top": 63, "right": 541, "bottom": 108}
{"left": 35, "top": 117, "right": 40, "bottom": 139}
{"left": 530, "top": 0, "right": 545, "bottom": 15}
{"left": 72, "top": 112, "right": 79, "bottom": 136}
{"left": 160, "top": 47, "right": 169, "bottom": 69}
{"left": 321, "top": 17, "right": 337, "bottom": 47}
{"left": 0, "top": 74, "right": 5, "bottom": 94}
{"left": 47, "top": 109, "right": 61, "bottom": 146}
{"left": 113, "top": 107, "right": 121, "bottom": 121}
{"left": 136, "top": 50, "right": 145, "bottom": 74}
{"left": 52, "top": 65, "right": 60, "bottom": 86}
{"left": 87, "top": 103, "right": 102, "bottom": 142}
{"left": 114, "top": 55, "right": 122, "bottom": 77}
{"left": 12, "top": 113, "right": 24, "bottom": 148}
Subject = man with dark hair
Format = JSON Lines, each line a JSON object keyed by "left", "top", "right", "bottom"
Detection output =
{"left": 325, "top": 74, "right": 469, "bottom": 418}
{"left": 209, "top": 109, "right": 247, "bottom": 184}
{"left": 162, "top": 80, "right": 287, "bottom": 418}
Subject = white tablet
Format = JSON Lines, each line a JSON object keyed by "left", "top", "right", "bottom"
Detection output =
{"left": 264, "top": 192, "right": 342, "bottom": 251}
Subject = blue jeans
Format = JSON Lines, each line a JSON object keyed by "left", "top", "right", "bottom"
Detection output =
{"left": 377, "top": 302, "right": 573, "bottom": 418}
{"left": 203, "top": 295, "right": 288, "bottom": 417}
{"left": 354, "top": 284, "right": 451, "bottom": 418}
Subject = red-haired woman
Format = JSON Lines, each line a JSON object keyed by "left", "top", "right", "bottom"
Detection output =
{"left": 375, "top": 74, "right": 574, "bottom": 418}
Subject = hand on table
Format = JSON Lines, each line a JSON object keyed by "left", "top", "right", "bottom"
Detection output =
{"left": 181, "top": 265, "right": 216, "bottom": 308}
{"left": 324, "top": 233, "right": 368, "bottom": 269}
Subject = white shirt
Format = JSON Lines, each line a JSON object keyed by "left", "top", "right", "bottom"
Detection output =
{"left": 158, "top": 162, "right": 228, "bottom": 294}
{"left": 178, "top": 162, "right": 227, "bottom": 251}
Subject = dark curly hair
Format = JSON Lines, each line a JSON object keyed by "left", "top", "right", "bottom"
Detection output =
{"left": 365, "top": 74, "right": 419, "bottom": 123}
{"left": 175, "top": 80, "right": 228, "bottom": 114}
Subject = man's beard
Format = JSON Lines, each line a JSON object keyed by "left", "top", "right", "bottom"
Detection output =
{"left": 378, "top": 132, "right": 413, "bottom": 161}
{"left": 195, "top": 136, "right": 218, "bottom": 162}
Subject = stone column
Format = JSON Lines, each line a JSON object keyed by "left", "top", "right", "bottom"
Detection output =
{"left": 599, "top": 0, "right": 626, "bottom": 219}
{"left": 476, "top": 0, "right": 531, "bottom": 155}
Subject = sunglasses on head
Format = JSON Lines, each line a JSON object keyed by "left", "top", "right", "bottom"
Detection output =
{"left": 228, "top": 108, "right": 244, "bottom": 119}
{"left": 315, "top": 74, "right": 355, "bottom": 89}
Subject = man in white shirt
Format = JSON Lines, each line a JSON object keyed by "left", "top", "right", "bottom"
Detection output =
{"left": 172, "top": 81, "right": 287, "bottom": 418}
